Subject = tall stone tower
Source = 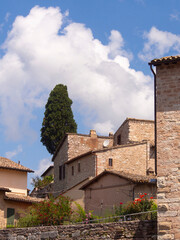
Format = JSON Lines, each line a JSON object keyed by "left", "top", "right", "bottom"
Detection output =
{"left": 149, "top": 56, "right": 180, "bottom": 240}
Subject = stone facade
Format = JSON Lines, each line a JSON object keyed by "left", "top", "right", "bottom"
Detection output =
{"left": 114, "top": 118, "right": 154, "bottom": 145}
{"left": 53, "top": 132, "right": 113, "bottom": 195}
{"left": 53, "top": 119, "right": 155, "bottom": 207}
{"left": 150, "top": 57, "right": 180, "bottom": 240}
{"left": 0, "top": 220, "right": 157, "bottom": 239}
{"left": 96, "top": 142, "right": 149, "bottom": 176}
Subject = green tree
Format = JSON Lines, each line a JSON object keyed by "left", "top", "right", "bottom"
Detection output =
{"left": 41, "top": 84, "right": 77, "bottom": 154}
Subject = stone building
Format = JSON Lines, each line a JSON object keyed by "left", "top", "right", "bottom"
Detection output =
{"left": 52, "top": 118, "right": 155, "bottom": 208}
{"left": 149, "top": 56, "right": 180, "bottom": 240}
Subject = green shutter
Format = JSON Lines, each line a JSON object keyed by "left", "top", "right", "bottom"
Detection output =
{"left": 7, "top": 208, "right": 15, "bottom": 226}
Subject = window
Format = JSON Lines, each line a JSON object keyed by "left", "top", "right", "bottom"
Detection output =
{"left": 78, "top": 162, "right": 81, "bottom": 172}
{"left": 7, "top": 208, "right": 15, "bottom": 226}
{"left": 59, "top": 165, "right": 62, "bottom": 180}
{"left": 109, "top": 158, "right": 113, "bottom": 166}
{"left": 63, "top": 164, "right": 65, "bottom": 179}
{"left": 72, "top": 166, "right": 74, "bottom": 176}
{"left": 117, "top": 134, "right": 121, "bottom": 145}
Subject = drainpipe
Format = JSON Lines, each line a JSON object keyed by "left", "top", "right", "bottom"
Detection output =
{"left": 149, "top": 64, "right": 157, "bottom": 176}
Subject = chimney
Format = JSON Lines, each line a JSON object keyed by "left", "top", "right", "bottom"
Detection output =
{"left": 90, "top": 130, "right": 97, "bottom": 138}
{"left": 109, "top": 132, "right": 114, "bottom": 137}
{"left": 18, "top": 161, "right": 20, "bottom": 165}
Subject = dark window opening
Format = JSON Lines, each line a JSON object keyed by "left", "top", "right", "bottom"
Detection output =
{"left": 7, "top": 208, "right": 15, "bottom": 226}
{"left": 63, "top": 165, "right": 65, "bottom": 179}
{"left": 109, "top": 158, "right": 113, "bottom": 166}
{"left": 59, "top": 165, "right": 62, "bottom": 180}
{"left": 72, "top": 166, "right": 74, "bottom": 176}
{"left": 117, "top": 135, "right": 121, "bottom": 145}
{"left": 78, "top": 162, "right": 81, "bottom": 172}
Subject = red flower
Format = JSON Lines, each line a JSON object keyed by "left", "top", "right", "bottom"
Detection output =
{"left": 150, "top": 196, "right": 153, "bottom": 199}
{"left": 145, "top": 193, "right": 147, "bottom": 195}
{"left": 120, "top": 202, "right": 123, "bottom": 205}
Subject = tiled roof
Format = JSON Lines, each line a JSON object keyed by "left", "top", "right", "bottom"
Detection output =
{"left": 0, "top": 157, "right": 33, "bottom": 172}
{"left": 0, "top": 187, "right": 11, "bottom": 192}
{"left": 4, "top": 192, "right": 43, "bottom": 203}
{"left": 80, "top": 170, "right": 157, "bottom": 190}
{"left": 149, "top": 55, "right": 180, "bottom": 66}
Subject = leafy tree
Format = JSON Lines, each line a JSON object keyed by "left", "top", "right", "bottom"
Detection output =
{"left": 31, "top": 175, "right": 54, "bottom": 188}
{"left": 41, "top": 84, "right": 77, "bottom": 154}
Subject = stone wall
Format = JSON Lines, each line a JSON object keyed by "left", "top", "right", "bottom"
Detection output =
{"left": 96, "top": 142, "right": 148, "bottom": 176}
{"left": 66, "top": 154, "right": 96, "bottom": 190}
{"left": 68, "top": 133, "right": 113, "bottom": 160}
{"left": 128, "top": 119, "right": 154, "bottom": 144}
{"left": 0, "top": 220, "right": 157, "bottom": 239}
{"left": 54, "top": 133, "right": 113, "bottom": 195}
{"left": 114, "top": 118, "right": 154, "bottom": 146}
{"left": 156, "top": 61, "right": 180, "bottom": 240}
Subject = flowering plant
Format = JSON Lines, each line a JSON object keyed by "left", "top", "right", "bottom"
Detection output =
{"left": 115, "top": 193, "right": 157, "bottom": 218}
{"left": 18, "top": 195, "right": 72, "bottom": 227}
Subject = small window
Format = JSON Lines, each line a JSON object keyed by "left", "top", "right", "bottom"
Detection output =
{"left": 7, "top": 208, "right": 15, "bottom": 226}
{"left": 117, "top": 135, "right": 121, "bottom": 145}
{"left": 59, "top": 165, "right": 62, "bottom": 180}
{"left": 63, "top": 165, "right": 65, "bottom": 179}
{"left": 72, "top": 166, "right": 74, "bottom": 176}
{"left": 109, "top": 158, "right": 113, "bottom": 166}
{"left": 78, "top": 162, "right": 81, "bottom": 172}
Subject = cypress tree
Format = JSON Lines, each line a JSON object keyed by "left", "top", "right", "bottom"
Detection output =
{"left": 41, "top": 84, "right": 77, "bottom": 154}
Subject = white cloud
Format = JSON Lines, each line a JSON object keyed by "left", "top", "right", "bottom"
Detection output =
{"left": 5, "top": 12, "right": 10, "bottom": 22}
{"left": 33, "top": 158, "right": 52, "bottom": 177}
{"left": 0, "top": 6, "right": 153, "bottom": 138}
{"left": 5, "top": 145, "right": 22, "bottom": 159}
{"left": 139, "top": 27, "right": 180, "bottom": 61}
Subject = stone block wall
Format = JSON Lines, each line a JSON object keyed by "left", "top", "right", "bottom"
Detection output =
{"left": 114, "top": 119, "right": 129, "bottom": 145}
{"left": 156, "top": 61, "right": 180, "bottom": 240}
{"left": 114, "top": 118, "right": 154, "bottom": 146}
{"left": 54, "top": 133, "right": 113, "bottom": 195}
{"left": 68, "top": 133, "right": 113, "bottom": 160}
{"left": 128, "top": 119, "right": 154, "bottom": 144}
{"left": 0, "top": 220, "right": 157, "bottom": 239}
{"left": 96, "top": 142, "right": 148, "bottom": 176}
{"left": 66, "top": 154, "right": 96, "bottom": 190}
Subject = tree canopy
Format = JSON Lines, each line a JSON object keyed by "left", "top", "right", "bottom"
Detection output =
{"left": 41, "top": 84, "right": 77, "bottom": 154}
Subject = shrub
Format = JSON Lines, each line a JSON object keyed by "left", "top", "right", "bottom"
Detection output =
{"left": 71, "top": 203, "right": 95, "bottom": 223}
{"left": 18, "top": 195, "right": 72, "bottom": 227}
{"left": 114, "top": 194, "right": 157, "bottom": 220}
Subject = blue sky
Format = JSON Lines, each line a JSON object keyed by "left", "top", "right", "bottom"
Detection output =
{"left": 1, "top": 0, "right": 180, "bottom": 189}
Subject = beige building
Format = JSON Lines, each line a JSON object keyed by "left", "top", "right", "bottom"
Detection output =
{"left": 0, "top": 157, "right": 41, "bottom": 227}
{"left": 80, "top": 170, "right": 156, "bottom": 215}
{"left": 149, "top": 56, "right": 180, "bottom": 240}
{"left": 52, "top": 118, "right": 155, "bottom": 210}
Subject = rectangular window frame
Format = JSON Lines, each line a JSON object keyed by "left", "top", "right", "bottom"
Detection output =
{"left": 72, "top": 166, "right": 74, "bottom": 176}
{"left": 78, "top": 162, "right": 81, "bottom": 172}
{"left": 117, "top": 134, "right": 121, "bottom": 145}
{"left": 59, "top": 165, "right": 62, "bottom": 180}
{"left": 109, "top": 158, "right": 113, "bottom": 167}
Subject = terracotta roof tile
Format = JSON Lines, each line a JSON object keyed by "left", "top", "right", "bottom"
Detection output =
{"left": 80, "top": 170, "right": 157, "bottom": 190}
{"left": 4, "top": 192, "right": 43, "bottom": 203}
{"left": 0, "top": 157, "right": 33, "bottom": 172}
{"left": 149, "top": 55, "right": 180, "bottom": 66}
{"left": 0, "top": 187, "right": 11, "bottom": 192}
